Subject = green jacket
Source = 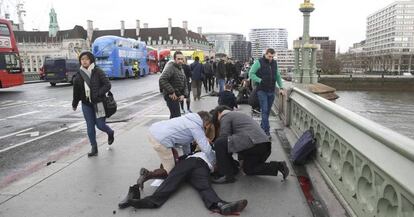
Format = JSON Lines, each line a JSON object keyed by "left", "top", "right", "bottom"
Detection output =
{"left": 249, "top": 60, "right": 283, "bottom": 89}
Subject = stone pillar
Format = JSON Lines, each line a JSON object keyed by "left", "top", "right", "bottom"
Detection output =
{"left": 294, "top": 48, "right": 300, "bottom": 82}
{"left": 29, "top": 55, "right": 33, "bottom": 72}
{"left": 136, "top": 20, "right": 140, "bottom": 37}
{"left": 311, "top": 48, "right": 317, "bottom": 83}
{"left": 120, "top": 20, "right": 125, "bottom": 37}
{"left": 168, "top": 18, "right": 172, "bottom": 35}
{"left": 87, "top": 20, "right": 93, "bottom": 47}
{"left": 398, "top": 56, "right": 401, "bottom": 75}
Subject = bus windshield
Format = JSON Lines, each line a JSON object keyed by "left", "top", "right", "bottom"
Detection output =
{"left": 0, "top": 24, "right": 10, "bottom": 36}
{"left": 0, "top": 53, "right": 21, "bottom": 72}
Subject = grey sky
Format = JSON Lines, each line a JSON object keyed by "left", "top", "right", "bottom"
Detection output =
{"left": 5, "top": 0, "right": 397, "bottom": 51}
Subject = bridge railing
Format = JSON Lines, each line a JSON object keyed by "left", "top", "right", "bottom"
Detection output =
{"left": 277, "top": 87, "right": 414, "bottom": 217}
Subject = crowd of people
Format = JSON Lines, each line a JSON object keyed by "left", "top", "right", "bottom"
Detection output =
{"left": 72, "top": 48, "right": 287, "bottom": 215}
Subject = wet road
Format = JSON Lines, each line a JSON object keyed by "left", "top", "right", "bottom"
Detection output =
{"left": 0, "top": 75, "right": 162, "bottom": 187}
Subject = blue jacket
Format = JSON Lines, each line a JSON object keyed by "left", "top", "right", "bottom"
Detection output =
{"left": 148, "top": 113, "right": 214, "bottom": 162}
{"left": 190, "top": 61, "right": 204, "bottom": 81}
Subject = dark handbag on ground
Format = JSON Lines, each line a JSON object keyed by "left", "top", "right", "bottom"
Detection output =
{"left": 291, "top": 129, "right": 316, "bottom": 165}
{"left": 78, "top": 69, "right": 117, "bottom": 118}
{"left": 248, "top": 87, "right": 260, "bottom": 110}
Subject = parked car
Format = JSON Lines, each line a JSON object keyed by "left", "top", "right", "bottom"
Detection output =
{"left": 43, "top": 58, "right": 79, "bottom": 86}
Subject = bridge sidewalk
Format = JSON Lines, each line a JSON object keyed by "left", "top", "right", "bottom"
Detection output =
{"left": 0, "top": 94, "right": 313, "bottom": 217}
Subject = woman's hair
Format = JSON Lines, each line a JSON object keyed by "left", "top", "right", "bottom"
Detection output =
{"left": 197, "top": 111, "right": 212, "bottom": 124}
{"left": 211, "top": 105, "right": 231, "bottom": 127}
{"left": 79, "top": 51, "right": 95, "bottom": 64}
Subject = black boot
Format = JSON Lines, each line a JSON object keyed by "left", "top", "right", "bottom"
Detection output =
{"left": 276, "top": 161, "right": 289, "bottom": 180}
{"left": 118, "top": 184, "right": 140, "bottom": 209}
{"left": 212, "top": 200, "right": 248, "bottom": 215}
{"left": 108, "top": 131, "right": 115, "bottom": 145}
{"left": 136, "top": 167, "right": 168, "bottom": 190}
{"left": 87, "top": 146, "right": 98, "bottom": 157}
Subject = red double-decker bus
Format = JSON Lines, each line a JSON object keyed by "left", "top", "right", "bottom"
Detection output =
{"left": 0, "top": 19, "right": 23, "bottom": 88}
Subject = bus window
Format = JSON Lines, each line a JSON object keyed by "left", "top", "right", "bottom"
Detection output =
{"left": 0, "top": 53, "right": 21, "bottom": 72}
{"left": 0, "top": 24, "right": 10, "bottom": 36}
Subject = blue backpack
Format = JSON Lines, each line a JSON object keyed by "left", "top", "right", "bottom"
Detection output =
{"left": 291, "top": 130, "right": 316, "bottom": 165}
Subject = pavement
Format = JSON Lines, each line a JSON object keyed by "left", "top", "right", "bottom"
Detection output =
{"left": 0, "top": 91, "right": 313, "bottom": 217}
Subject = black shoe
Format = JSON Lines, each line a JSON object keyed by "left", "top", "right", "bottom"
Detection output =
{"left": 118, "top": 184, "right": 140, "bottom": 209}
{"left": 216, "top": 200, "right": 248, "bottom": 215}
{"left": 108, "top": 131, "right": 115, "bottom": 145}
{"left": 211, "top": 176, "right": 236, "bottom": 184}
{"left": 87, "top": 147, "right": 98, "bottom": 157}
{"left": 278, "top": 161, "right": 290, "bottom": 180}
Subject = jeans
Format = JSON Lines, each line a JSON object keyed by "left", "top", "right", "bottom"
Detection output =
{"left": 81, "top": 103, "right": 113, "bottom": 147}
{"left": 218, "top": 79, "right": 225, "bottom": 93}
{"left": 164, "top": 94, "right": 181, "bottom": 119}
{"left": 256, "top": 90, "right": 276, "bottom": 135}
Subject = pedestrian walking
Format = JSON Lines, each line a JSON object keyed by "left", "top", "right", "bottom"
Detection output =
{"left": 72, "top": 51, "right": 114, "bottom": 157}
{"left": 159, "top": 51, "right": 188, "bottom": 119}
{"left": 190, "top": 56, "right": 204, "bottom": 101}
{"left": 249, "top": 48, "right": 285, "bottom": 136}
{"left": 181, "top": 58, "right": 192, "bottom": 113}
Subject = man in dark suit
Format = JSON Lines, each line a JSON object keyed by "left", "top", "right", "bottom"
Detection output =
{"left": 211, "top": 105, "right": 289, "bottom": 184}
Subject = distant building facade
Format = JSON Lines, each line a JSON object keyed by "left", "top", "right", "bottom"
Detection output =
{"left": 204, "top": 33, "right": 251, "bottom": 61}
{"left": 89, "top": 19, "right": 210, "bottom": 55}
{"left": 249, "top": 28, "right": 288, "bottom": 59}
{"left": 294, "top": 36, "right": 336, "bottom": 70}
{"left": 13, "top": 8, "right": 88, "bottom": 74}
{"left": 365, "top": 0, "right": 414, "bottom": 74}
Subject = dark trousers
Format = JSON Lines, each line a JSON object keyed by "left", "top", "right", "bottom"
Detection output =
{"left": 164, "top": 94, "right": 181, "bottom": 119}
{"left": 203, "top": 75, "right": 215, "bottom": 92}
{"left": 81, "top": 103, "right": 113, "bottom": 147}
{"left": 132, "top": 158, "right": 221, "bottom": 209}
{"left": 215, "top": 137, "right": 277, "bottom": 177}
{"left": 238, "top": 142, "right": 278, "bottom": 176}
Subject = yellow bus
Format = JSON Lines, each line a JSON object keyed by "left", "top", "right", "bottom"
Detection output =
{"left": 171, "top": 50, "right": 205, "bottom": 64}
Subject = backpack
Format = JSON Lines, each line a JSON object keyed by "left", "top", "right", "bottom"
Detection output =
{"left": 291, "top": 129, "right": 316, "bottom": 165}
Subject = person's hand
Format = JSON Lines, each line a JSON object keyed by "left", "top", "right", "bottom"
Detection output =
{"left": 72, "top": 107, "right": 77, "bottom": 111}
{"left": 280, "top": 88, "right": 286, "bottom": 96}
{"left": 179, "top": 95, "right": 185, "bottom": 101}
{"left": 169, "top": 93, "right": 178, "bottom": 100}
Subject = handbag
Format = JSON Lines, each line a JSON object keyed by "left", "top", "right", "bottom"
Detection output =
{"left": 103, "top": 91, "right": 117, "bottom": 118}
{"left": 79, "top": 69, "right": 117, "bottom": 118}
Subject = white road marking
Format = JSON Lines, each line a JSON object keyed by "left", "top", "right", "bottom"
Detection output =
{"left": 16, "top": 131, "right": 40, "bottom": 137}
{"left": 117, "top": 93, "right": 160, "bottom": 110}
{"left": 0, "top": 98, "right": 55, "bottom": 110}
{"left": 0, "top": 111, "right": 41, "bottom": 120}
{"left": 0, "top": 122, "right": 84, "bottom": 154}
{"left": 0, "top": 128, "right": 34, "bottom": 140}
{"left": 0, "top": 93, "right": 161, "bottom": 154}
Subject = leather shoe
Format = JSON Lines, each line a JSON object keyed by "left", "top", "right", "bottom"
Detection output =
{"left": 278, "top": 161, "right": 289, "bottom": 180}
{"left": 216, "top": 200, "right": 248, "bottom": 215}
{"left": 108, "top": 131, "right": 115, "bottom": 145}
{"left": 118, "top": 184, "right": 140, "bottom": 209}
{"left": 87, "top": 147, "right": 98, "bottom": 157}
{"left": 211, "top": 176, "right": 236, "bottom": 184}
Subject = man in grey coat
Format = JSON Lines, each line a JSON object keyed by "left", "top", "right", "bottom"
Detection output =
{"left": 159, "top": 51, "right": 188, "bottom": 119}
{"left": 211, "top": 105, "right": 289, "bottom": 184}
